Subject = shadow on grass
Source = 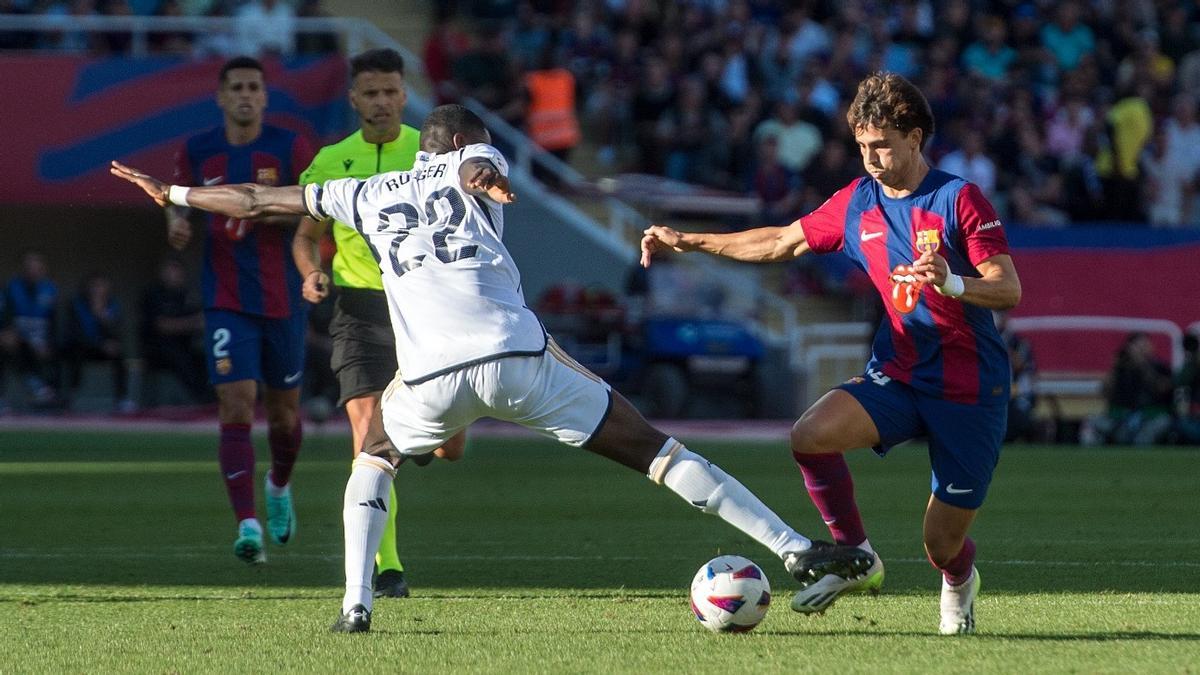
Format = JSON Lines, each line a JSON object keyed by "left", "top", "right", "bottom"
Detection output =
{"left": 763, "top": 628, "right": 1200, "bottom": 642}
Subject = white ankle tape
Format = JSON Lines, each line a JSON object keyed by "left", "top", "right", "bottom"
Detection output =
{"left": 647, "top": 437, "right": 685, "bottom": 484}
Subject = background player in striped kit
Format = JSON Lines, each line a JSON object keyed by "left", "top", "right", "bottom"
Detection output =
{"left": 167, "top": 56, "right": 314, "bottom": 564}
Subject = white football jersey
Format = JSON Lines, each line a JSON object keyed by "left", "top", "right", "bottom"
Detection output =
{"left": 303, "top": 143, "right": 546, "bottom": 384}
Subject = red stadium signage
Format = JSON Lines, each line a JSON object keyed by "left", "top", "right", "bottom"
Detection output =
{"left": 0, "top": 55, "right": 348, "bottom": 206}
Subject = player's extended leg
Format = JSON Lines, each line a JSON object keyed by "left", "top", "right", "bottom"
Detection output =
{"left": 925, "top": 496, "right": 980, "bottom": 635}
{"left": 215, "top": 379, "right": 264, "bottom": 564}
{"left": 584, "top": 391, "right": 874, "bottom": 612}
{"left": 333, "top": 395, "right": 466, "bottom": 632}
{"left": 346, "top": 392, "right": 409, "bottom": 597}
{"left": 263, "top": 386, "right": 302, "bottom": 546}
{"left": 790, "top": 388, "right": 887, "bottom": 594}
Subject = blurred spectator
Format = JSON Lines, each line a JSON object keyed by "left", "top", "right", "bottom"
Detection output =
{"left": 452, "top": 27, "right": 524, "bottom": 129}
{"left": 1090, "top": 332, "right": 1174, "bottom": 445}
{"left": 753, "top": 100, "right": 822, "bottom": 174}
{"left": 1040, "top": 1, "right": 1095, "bottom": 73}
{"left": 140, "top": 256, "right": 208, "bottom": 404}
{"left": 1172, "top": 334, "right": 1200, "bottom": 443}
{"left": 4, "top": 251, "right": 60, "bottom": 407}
{"left": 149, "top": 0, "right": 195, "bottom": 54}
{"left": 234, "top": 0, "right": 295, "bottom": 58}
{"left": 523, "top": 45, "right": 582, "bottom": 164}
{"left": 295, "top": 0, "right": 338, "bottom": 55}
{"left": 41, "top": 0, "right": 100, "bottom": 53}
{"left": 752, "top": 135, "right": 802, "bottom": 226}
{"left": 996, "top": 312, "right": 1038, "bottom": 442}
{"left": 659, "top": 77, "right": 729, "bottom": 186}
{"left": 1097, "top": 82, "right": 1154, "bottom": 222}
{"left": 64, "top": 273, "right": 135, "bottom": 413}
{"left": 961, "top": 16, "right": 1016, "bottom": 82}
{"left": 423, "top": 8, "right": 471, "bottom": 105}
{"left": 938, "top": 128, "right": 996, "bottom": 196}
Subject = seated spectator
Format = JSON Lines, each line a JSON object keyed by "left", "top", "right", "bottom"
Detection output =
{"left": 452, "top": 27, "right": 524, "bottom": 130}
{"left": 1173, "top": 334, "right": 1200, "bottom": 443}
{"left": 1092, "top": 332, "right": 1174, "bottom": 445}
{"left": 64, "top": 273, "right": 135, "bottom": 413}
{"left": 140, "top": 257, "right": 208, "bottom": 404}
{"left": 295, "top": 0, "right": 338, "bottom": 55}
{"left": 4, "top": 251, "right": 60, "bottom": 407}
{"left": 997, "top": 312, "right": 1038, "bottom": 441}
{"left": 1040, "top": 1, "right": 1095, "bottom": 73}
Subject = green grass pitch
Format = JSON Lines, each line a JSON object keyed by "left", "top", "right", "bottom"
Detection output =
{"left": 1, "top": 428, "right": 1198, "bottom": 672}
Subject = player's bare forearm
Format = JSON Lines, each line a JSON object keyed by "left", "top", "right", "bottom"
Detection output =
{"left": 960, "top": 265, "right": 1021, "bottom": 310}
{"left": 185, "top": 184, "right": 306, "bottom": 219}
{"left": 292, "top": 216, "right": 327, "bottom": 277}
{"left": 642, "top": 221, "right": 809, "bottom": 267}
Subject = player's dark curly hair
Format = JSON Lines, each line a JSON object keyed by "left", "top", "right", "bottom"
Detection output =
{"left": 420, "top": 104, "right": 488, "bottom": 153}
{"left": 846, "top": 72, "right": 935, "bottom": 149}
{"left": 219, "top": 56, "right": 263, "bottom": 84}
{"left": 350, "top": 48, "right": 405, "bottom": 79}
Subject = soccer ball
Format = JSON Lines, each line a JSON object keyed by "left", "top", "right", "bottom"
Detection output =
{"left": 689, "top": 555, "right": 771, "bottom": 633}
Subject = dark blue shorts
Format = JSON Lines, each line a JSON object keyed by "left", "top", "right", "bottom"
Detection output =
{"left": 837, "top": 371, "right": 1006, "bottom": 509}
{"left": 203, "top": 308, "right": 307, "bottom": 390}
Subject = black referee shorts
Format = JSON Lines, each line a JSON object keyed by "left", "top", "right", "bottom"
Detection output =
{"left": 329, "top": 287, "right": 398, "bottom": 407}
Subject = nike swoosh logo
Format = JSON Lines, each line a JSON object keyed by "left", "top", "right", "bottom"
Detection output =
{"left": 283, "top": 371, "right": 302, "bottom": 385}
{"left": 225, "top": 470, "right": 247, "bottom": 480}
{"left": 204, "top": 176, "right": 224, "bottom": 186}
{"left": 945, "top": 484, "right": 974, "bottom": 494}
{"left": 860, "top": 231, "right": 883, "bottom": 242}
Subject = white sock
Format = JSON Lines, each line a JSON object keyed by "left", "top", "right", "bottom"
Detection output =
{"left": 265, "top": 471, "right": 289, "bottom": 498}
{"left": 342, "top": 454, "right": 395, "bottom": 614}
{"left": 858, "top": 539, "right": 875, "bottom": 555}
{"left": 647, "top": 438, "right": 811, "bottom": 558}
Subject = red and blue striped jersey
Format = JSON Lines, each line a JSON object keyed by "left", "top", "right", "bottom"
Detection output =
{"left": 801, "top": 170, "right": 1011, "bottom": 405}
{"left": 174, "top": 125, "right": 313, "bottom": 319}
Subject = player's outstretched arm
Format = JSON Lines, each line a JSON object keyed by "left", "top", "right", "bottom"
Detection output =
{"left": 111, "top": 161, "right": 306, "bottom": 219}
{"left": 640, "top": 220, "right": 811, "bottom": 268}
{"left": 459, "top": 158, "right": 515, "bottom": 204}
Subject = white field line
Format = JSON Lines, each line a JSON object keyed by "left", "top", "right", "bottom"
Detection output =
{"left": 1, "top": 549, "right": 1198, "bottom": 569}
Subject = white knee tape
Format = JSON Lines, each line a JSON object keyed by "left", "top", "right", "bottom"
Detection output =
{"left": 647, "top": 437, "right": 685, "bottom": 484}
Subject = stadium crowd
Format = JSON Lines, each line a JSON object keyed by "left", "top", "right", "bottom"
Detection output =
{"left": 0, "top": 0, "right": 336, "bottom": 56}
{"left": 426, "top": 0, "right": 1200, "bottom": 231}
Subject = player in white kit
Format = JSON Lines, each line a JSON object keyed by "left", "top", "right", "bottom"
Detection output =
{"left": 111, "top": 104, "right": 874, "bottom": 633}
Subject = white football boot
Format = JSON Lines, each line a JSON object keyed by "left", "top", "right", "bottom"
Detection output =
{"left": 939, "top": 566, "right": 980, "bottom": 635}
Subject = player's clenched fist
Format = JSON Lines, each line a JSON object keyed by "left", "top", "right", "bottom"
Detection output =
{"left": 464, "top": 162, "right": 516, "bottom": 204}
{"left": 303, "top": 269, "right": 330, "bottom": 303}
{"left": 640, "top": 225, "right": 692, "bottom": 268}
{"left": 912, "top": 250, "right": 949, "bottom": 287}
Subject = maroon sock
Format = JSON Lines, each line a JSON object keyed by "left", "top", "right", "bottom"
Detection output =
{"left": 932, "top": 537, "right": 976, "bottom": 586}
{"left": 792, "top": 451, "right": 866, "bottom": 546}
{"left": 267, "top": 420, "right": 302, "bottom": 488}
{"left": 218, "top": 423, "right": 256, "bottom": 522}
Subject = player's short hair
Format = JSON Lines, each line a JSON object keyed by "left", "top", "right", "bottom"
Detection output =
{"left": 420, "top": 104, "right": 487, "bottom": 153}
{"left": 350, "top": 48, "right": 405, "bottom": 79}
{"left": 219, "top": 56, "right": 264, "bottom": 84}
{"left": 846, "top": 72, "right": 935, "bottom": 149}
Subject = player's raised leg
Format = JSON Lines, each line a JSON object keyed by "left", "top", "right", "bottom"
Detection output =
{"left": 790, "top": 385, "right": 902, "bottom": 598}
{"left": 580, "top": 389, "right": 874, "bottom": 612}
{"left": 215, "top": 379, "right": 265, "bottom": 564}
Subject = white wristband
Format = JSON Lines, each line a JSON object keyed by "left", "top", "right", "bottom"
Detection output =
{"left": 934, "top": 272, "right": 965, "bottom": 298}
{"left": 167, "top": 185, "right": 191, "bottom": 207}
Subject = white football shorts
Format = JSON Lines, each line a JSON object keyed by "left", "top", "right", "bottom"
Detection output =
{"left": 380, "top": 339, "right": 613, "bottom": 456}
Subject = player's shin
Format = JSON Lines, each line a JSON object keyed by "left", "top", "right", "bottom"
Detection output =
{"left": 793, "top": 451, "right": 867, "bottom": 546}
{"left": 647, "top": 438, "right": 811, "bottom": 558}
{"left": 342, "top": 453, "right": 396, "bottom": 613}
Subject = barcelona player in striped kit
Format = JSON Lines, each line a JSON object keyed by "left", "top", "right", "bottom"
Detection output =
{"left": 168, "top": 57, "right": 315, "bottom": 564}
{"left": 641, "top": 73, "right": 1022, "bottom": 634}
